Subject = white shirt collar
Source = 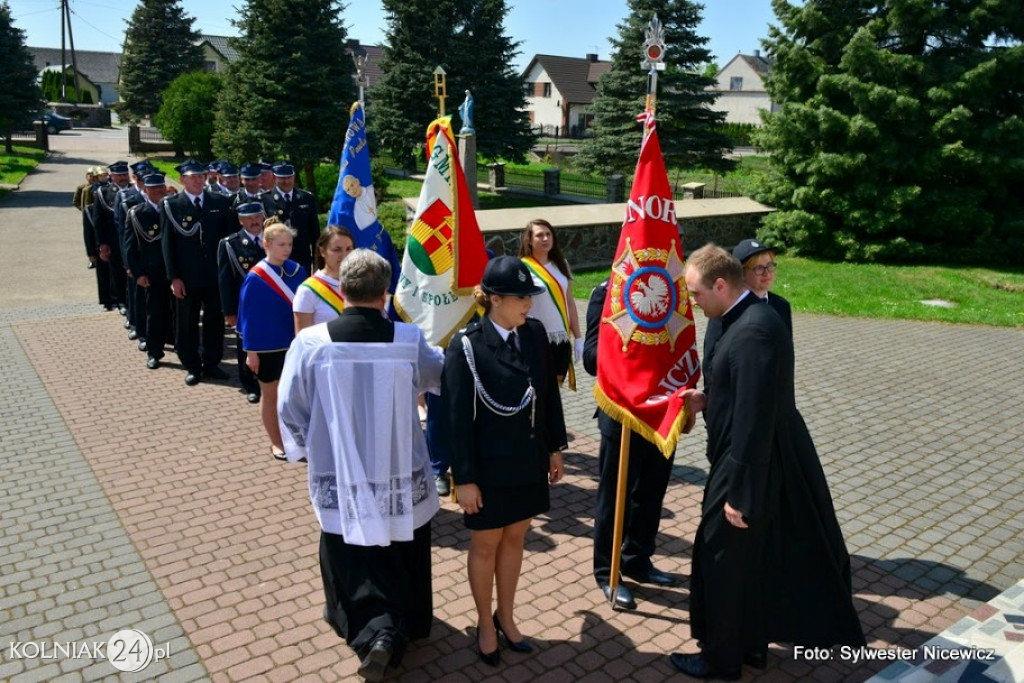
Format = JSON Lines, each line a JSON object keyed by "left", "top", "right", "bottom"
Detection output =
{"left": 722, "top": 289, "right": 752, "bottom": 317}
{"left": 489, "top": 319, "right": 516, "bottom": 343}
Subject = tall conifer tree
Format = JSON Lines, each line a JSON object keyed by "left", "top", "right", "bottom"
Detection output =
{"left": 758, "top": 0, "right": 1024, "bottom": 263}
{"left": 117, "top": 0, "right": 203, "bottom": 122}
{"left": 214, "top": 0, "right": 356, "bottom": 190}
{"left": 0, "top": 1, "right": 44, "bottom": 153}
{"left": 372, "top": 0, "right": 533, "bottom": 167}
{"left": 576, "top": 0, "right": 733, "bottom": 176}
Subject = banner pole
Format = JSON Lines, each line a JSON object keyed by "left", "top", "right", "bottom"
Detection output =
{"left": 608, "top": 428, "right": 632, "bottom": 608}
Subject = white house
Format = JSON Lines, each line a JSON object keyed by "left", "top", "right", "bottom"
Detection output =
{"left": 711, "top": 51, "right": 777, "bottom": 125}
{"left": 520, "top": 53, "right": 610, "bottom": 137}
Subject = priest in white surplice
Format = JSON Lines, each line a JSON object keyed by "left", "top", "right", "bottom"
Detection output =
{"left": 278, "top": 249, "right": 443, "bottom": 682}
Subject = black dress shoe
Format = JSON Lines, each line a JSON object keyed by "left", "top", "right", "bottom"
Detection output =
{"left": 146, "top": 357, "right": 160, "bottom": 370}
{"left": 204, "top": 366, "right": 230, "bottom": 380}
{"left": 246, "top": 392, "right": 260, "bottom": 404}
{"left": 127, "top": 328, "right": 138, "bottom": 339}
{"left": 599, "top": 582, "right": 636, "bottom": 610}
{"left": 184, "top": 373, "right": 201, "bottom": 386}
{"left": 668, "top": 652, "right": 740, "bottom": 680}
{"left": 493, "top": 612, "right": 532, "bottom": 653}
{"left": 357, "top": 637, "right": 393, "bottom": 681}
{"left": 137, "top": 340, "right": 147, "bottom": 352}
{"left": 744, "top": 649, "right": 767, "bottom": 669}
{"left": 624, "top": 566, "right": 678, "bottom": 586}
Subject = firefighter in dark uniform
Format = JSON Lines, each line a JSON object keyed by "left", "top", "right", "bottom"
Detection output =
{"left": 117, "top": 160, "right": 153, "bottom": 346}
{"left": 161, "top": 159, "right": 234, "bottom": 386}
{"left": 124, "top": 173, "right": 172, "bottom": 370}
{"left": 260, "top": 162, "right": 320, "bottom": 274}
{"left": 218, "top": 202, "right": 267, "bottom": 404}
{"left": 92, "top": 161, "right": 132, "bottom": 314}
{"left": 216, "top": 162, "right": 241, "bottom": 197}
{"left": 82, "top": 168, "right": 113, "bottom": 310}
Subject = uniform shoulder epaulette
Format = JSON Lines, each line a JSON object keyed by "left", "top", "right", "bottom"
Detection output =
{"left": 462, "top": 321, "right": 482, "bottom": 335}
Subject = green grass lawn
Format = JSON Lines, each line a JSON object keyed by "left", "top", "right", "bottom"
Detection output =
{"left": 573, "top": 256, "right": 1024, "bottom": 328}
{"left": 0, "top": 146, "right": 47, "bottom": 188}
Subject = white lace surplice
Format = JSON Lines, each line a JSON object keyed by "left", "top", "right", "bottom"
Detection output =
{"left": 278, "top": 323, "right": 442, "bottom": 546}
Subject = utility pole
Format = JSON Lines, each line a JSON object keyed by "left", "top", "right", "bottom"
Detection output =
{"left": 65, "top": 0, "right": 83, "bottom": 103}
{"left": 58, "top": 0, "right": 83, "bottom": 103}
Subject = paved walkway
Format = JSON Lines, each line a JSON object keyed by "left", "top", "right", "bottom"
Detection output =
{"left": 1, "top": 132, "right": 1023, "bottom": 682}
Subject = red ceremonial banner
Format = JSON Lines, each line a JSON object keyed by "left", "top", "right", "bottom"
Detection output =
{"left": 594, "top": 115, "right": 701, "bottom": 458}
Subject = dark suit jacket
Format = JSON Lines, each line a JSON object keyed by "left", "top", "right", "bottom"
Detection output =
{"left": 702, "top": 291, "right": 792, "bottom": 392}
{"left": 90, "top": 181, "right": 122, "bottom": 249}
{"left": 123, "top": 201, "right": 167, "bottom": 282}
{"left": 260, "top": 187, "right": 320, "bottom": 273}
{"left": 217, "top": 230, "right": 266, "bottom": 316}
{"left": 161, "top": 190, "right": 233, "bottom": 289}
{"left": 581, "top": 279, "right": 632, "bottom": 440}
{"left": 444, "top": 317, "right": 567, "bottom": 488}
{"left": 325, "top": 306, "right": 394, "bottom": 344}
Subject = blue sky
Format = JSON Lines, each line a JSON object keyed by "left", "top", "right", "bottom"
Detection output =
{"left": 13, "top": 0, "right": 777, "bottom": 70}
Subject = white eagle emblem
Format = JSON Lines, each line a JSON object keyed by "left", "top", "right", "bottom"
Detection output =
{"left": 630, "top": 275, "right": 669, "bottom": 317}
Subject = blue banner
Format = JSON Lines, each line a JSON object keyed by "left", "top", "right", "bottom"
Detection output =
{"left": 328, "top": 102, "right": 400, "bottom": 291}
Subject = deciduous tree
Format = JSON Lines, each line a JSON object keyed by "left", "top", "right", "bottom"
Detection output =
{"left": 117, "top": 0, "right": 203, "bottom": 123}
{"left": 576, "top": 0, "right": 734, "bottom": 177}
{"left": 757, "top": 0, "right": 1024, "bottom": 264}
{"left": 155, "top": 71, "right": 223, "bottom": 160}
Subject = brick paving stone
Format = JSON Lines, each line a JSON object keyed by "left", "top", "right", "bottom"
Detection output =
{"left": 3, "top": 144, "right": 1023, "bottom": 682}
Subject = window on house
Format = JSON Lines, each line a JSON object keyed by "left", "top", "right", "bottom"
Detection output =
{"left": 730, "top": 76, "right": 743, "bottom": 91}
{"left": 203, "top": 61, "right": 218, "bottom": 72}
{"left": 543, "top": 83, "right": 552, "bottom": 97}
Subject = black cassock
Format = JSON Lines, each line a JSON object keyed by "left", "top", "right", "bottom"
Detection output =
{"left": 690, "top": 294, "right": 864, "bottom": 672}
{"left": 319, "top": 308, "right": 433, "bottom": 665}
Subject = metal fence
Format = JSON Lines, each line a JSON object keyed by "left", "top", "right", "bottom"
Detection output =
{"left": 502, "top": 167, "right": 546, "bottom": 192}
{"left": 558, "top": 173, "right": 606, "bottom": 200}
{"left": 530, "top": 124, "right": 596, "bottom": 140}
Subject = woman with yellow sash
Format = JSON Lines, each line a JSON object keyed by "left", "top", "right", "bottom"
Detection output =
{"left": 518, "top": 219, "right": 582, "bottom": 390}
{"left": 293, "top": 226, "right": 356, "bottom": 332}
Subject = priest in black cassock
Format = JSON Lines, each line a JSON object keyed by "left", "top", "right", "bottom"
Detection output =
{"left": 672, "top": 245, "right": 864, "bottom": 680}
{"left": 277, "top": 249, "right": 443, "bottom": 682}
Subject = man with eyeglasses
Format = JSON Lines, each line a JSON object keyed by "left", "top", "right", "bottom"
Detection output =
{"left": 702, "top": 239, "right": 792, "bottom": 391}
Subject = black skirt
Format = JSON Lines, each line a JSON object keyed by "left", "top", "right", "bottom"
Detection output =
{"left": 464, "top": 481, "right": 549, "bottom": 530}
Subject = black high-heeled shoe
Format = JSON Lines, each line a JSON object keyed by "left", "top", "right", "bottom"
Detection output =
{"left": 493, "top": 612, "right": 533, "bottom": 653}
{"left": 477, "top": 641, "right": 501, "bottom": 667}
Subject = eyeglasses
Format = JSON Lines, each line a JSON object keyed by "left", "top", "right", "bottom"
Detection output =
{"left": 747, "top": 262, "right": 777, "bottom": 276}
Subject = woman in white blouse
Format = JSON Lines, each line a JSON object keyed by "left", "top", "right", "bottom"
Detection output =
{"left": 518, "top": 219, "right": 582, "bottom": 389}
{"left": 293, "top": 226, "right": 355, "bottom": 332}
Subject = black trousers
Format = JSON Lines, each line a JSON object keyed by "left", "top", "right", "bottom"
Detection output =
{"left": 107, "top": 251, "right": 126, "bottom": 306}
{"left": 593, "top": 430, "right": 674, "bottom": 583}
{"left": 143, "top": 280, "right": 171, "bottom": 360}
{"left": 94, "top": 259, "right": 112, "bottom": 308}
{"left": 130, "top": 278, "right": 147, "bottom": 338}
{"left": 174, "top": 284, "right": 224, "bottom": 374}
{"left": 320, "top": 521, "right": 433, "bottom": 663}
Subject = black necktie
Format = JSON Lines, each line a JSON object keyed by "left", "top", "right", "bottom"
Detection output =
{"left": 254, "top": 234, "right": 262, "bottom": 249}
{"left": 507, "top": 331, "right": 519, "bottom": 355}
{"left": 194, "top": 196, "right": 202, "bottom": 210}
